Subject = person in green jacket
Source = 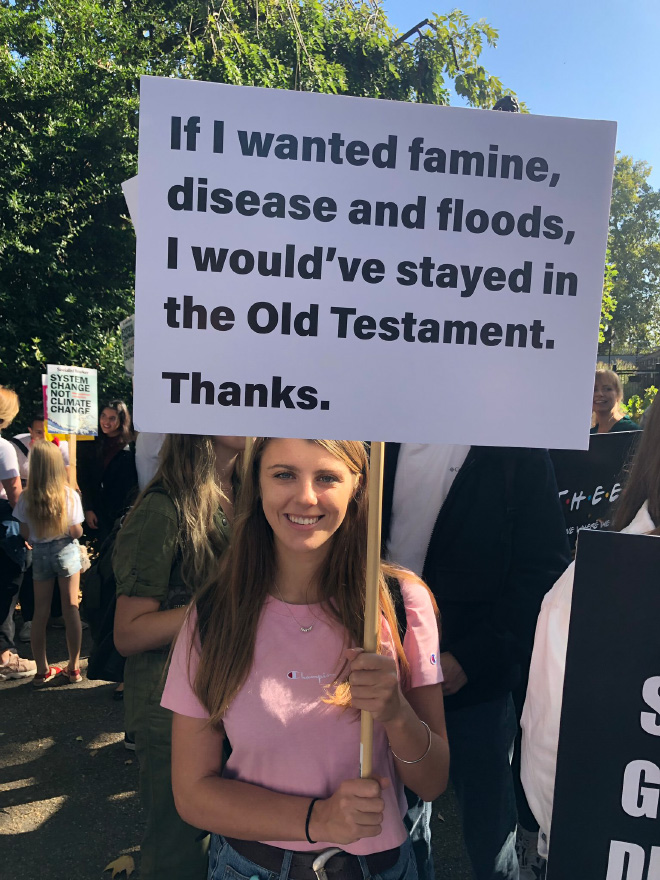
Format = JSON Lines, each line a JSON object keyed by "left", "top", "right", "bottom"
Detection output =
{"left": 113, "top": 433, "right": 245, "bottom": 880}
{"left": 591, "top": 369, "right": 641, "bottom": 434}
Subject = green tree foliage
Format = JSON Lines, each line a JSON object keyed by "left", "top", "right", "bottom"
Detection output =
{"left": 603, "top": 155, "right": 660, "bottom": 351}
{"left": 0, "top": 0, "right": 519, "bottom": 416}
{"left": 599, "top": 253, "right": 617, "bottom": 344}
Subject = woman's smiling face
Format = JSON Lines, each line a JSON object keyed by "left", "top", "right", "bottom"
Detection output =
{"left": 259, "top": 439, "right": 358, "bottom": 563}
{"left": 593, "top": 379, "right": 619, "bottom": 415}
{"left": 100, "top": 407, "right": 120, "bottom": 436}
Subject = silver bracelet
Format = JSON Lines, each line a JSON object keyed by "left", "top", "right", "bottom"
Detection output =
{"left": 390, "top": 719, "right": 432, "bottom": 764}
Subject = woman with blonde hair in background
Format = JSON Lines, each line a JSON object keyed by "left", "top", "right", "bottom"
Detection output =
{"left": 13, "top": 440, "right": 84, "bottom": 685}
{"left": 591, "top": 369, "right": 640, "bottom": 433}
{"left": 114, "top": 434, "right": 245, "bottom": 880}
{"left": 162, "top": 438, "right": 449, "bottom": 880}
{"left": 0, "top": 386, "right": 36, "bottom": 680}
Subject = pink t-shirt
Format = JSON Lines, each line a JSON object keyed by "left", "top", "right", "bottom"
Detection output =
{"left": 161, "top": 576, "right": 443, "bottom": 855}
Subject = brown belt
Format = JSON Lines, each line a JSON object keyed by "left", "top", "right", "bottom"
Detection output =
{"left": 224, "top": 837, "right": 400, "bottom": 880}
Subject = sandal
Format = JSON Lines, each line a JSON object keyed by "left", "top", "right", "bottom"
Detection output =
{"left": 33, "top": 666, "right": 64, "bottom": 687}
{"left": 65, "top": 667, "right": 82, "bottom": 684}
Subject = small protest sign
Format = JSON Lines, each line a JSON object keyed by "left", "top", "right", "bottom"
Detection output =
{"left": 46, "top": 365, "right": 98, "bottom": 436}
{"left": 120, "top": 316, "right": 135, "bottom": 376}
{"left": 550, "top": 431, "right": 641, "bottom": 550}
{"left": 547, "top": 530, "right": 660, "bottom": 880}
{"left": 133, "top": 76, "right": 615, "bottom": 447}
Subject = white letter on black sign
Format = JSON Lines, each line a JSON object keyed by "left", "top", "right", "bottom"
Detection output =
{"left": 641, "top": 677, "right": 660, "bottom": 736}
{"left": 605, "top": 840, "right": 646, "bottom": 880}
{"left": 621, "top": 760, "right": 660, "bottom": 819}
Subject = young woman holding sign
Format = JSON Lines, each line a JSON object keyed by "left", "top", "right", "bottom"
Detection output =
{"left": 162, "top": 438, "right": 449, "bottom": 880}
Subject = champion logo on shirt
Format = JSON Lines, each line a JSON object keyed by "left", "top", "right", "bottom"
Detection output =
{"left": 287, "top": 670, "right": 334, "bottom": 683}
{"left": 430, "top": 654, "right": 437, "bottom": 666}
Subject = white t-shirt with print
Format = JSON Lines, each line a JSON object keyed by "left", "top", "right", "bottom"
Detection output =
{"left": 0, "top": 437, "right": 20, "bottom": 502}
{"left": 13, "top": 485, "right": 84, "bottom": 543}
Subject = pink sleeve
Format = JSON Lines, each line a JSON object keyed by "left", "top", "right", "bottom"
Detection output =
{"left": 161, "top": 610, "right": 210, "bottom": 719}
{"left": 399, "top": 577, "right": 444, "bottom": 689}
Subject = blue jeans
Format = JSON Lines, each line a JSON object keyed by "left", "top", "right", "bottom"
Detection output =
{"left": 208, "top": 836, "right": 418, "bottom": 880}
{"left": 406, "top": 695, "right": 520, "bottom": 880}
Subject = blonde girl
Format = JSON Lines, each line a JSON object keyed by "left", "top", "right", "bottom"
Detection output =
{"left": 13, "top": 440, "right": 84, "bottom": 686}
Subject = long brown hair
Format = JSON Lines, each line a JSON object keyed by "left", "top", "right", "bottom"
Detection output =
{"left": 613, "top": 400, "right": 660, "bottom": 529}
{"left": 24, "top": 440, "right": 69, "bottom": 539}
{"left": 193, "top": 438, "right": 427, "bottom": 729}
{"left": 126, "top": 434, "right": 235, "bottom": 591}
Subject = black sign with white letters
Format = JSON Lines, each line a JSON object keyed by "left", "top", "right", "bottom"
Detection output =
{"left": 548, "top": 530, "right": 660, "bottom": 880}
{"left": 550, "top": 431, "right": 640, "bottom": 551}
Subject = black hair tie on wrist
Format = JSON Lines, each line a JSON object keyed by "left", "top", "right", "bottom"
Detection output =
{"left": 305, "top": 797, "right": 319, "bottom": 844}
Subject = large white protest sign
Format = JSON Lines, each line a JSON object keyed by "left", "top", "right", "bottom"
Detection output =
{"left": 46, "top": 365, "right": 98, "bottom": 436}
{"left": 134, "top": 76, "right": 616, "bottom": 448}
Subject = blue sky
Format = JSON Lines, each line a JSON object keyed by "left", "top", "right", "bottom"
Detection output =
{"left": 384, "top": 0, "right": 660, "bottom": 188}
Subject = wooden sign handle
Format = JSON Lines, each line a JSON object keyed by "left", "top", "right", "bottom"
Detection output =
{"left": 360, "top": 440, "right": 385, "bottom": 778}
{"left": 68, "top": 434, "right": 77, "bottom": 490}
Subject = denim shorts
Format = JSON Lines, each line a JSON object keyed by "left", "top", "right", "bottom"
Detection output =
{"left": 32, "top": 537, "right": 81, "bottom": 581}
{"left": 208, "top": 834, "right": 417, "bottom": 880}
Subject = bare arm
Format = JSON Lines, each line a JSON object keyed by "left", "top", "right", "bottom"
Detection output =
{"left": 69, "top": 523, "right": 83, "bottom": 539}
{"left": 348, "top": 650, "right": 449, "bottom": 802}
{"left": 114, "top": 595, "right": 187, "bottom": 657}
{"left": 19, "top": 522, "right": 29, "bottom": 540}
{"left": 384, "top": 684, "right": 449, "bottom": 801}
{"left": 171, "top": 713, "right": 388, "bottom": 844}
{"left": 2, "top": 476, "right": 21, "bottom": 508}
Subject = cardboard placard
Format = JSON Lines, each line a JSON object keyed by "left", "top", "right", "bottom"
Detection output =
{"left": 133, "top": 76, "right": 615, "bottom": 448}
{"left": 550, "top": 431, "right": 641, "bottom": 550}
{"left": 548, "top": 530, "right": 660, "bottom": 879}
{"left": 46, "top": 365, "right": 98, "bottom": 436}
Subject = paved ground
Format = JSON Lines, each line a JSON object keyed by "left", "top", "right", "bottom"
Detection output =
{"left": 1, "top": 623, "right": 473, "bottom": 879}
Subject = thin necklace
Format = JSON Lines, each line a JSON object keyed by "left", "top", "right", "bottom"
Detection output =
{"left": 272, "top": 582, "right": 314, "bottom": 633}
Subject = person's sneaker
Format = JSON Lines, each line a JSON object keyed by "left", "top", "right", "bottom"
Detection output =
{"left": 516, "top": 825, "right": 547, "bottom": 880}
{"left": 0, "top": 653, "right": 37, "bottom": 680}
{"left": 33, "top": 666, "right": 64, "bottom": 687}
{"left": 18, "top": 620, "right": 32, "bottom": 642}
{"left": 124, "top": 733, "right": 136, "bottom": 751}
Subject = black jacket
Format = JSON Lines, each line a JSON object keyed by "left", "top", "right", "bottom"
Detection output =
{"left": 382, "top": 444, "right": 570, "bottom": 710}
{"left": 78, "top": 438, "right": 138, "bottom": 538}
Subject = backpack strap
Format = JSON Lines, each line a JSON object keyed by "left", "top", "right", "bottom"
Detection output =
{"left": 386, "top": 574, "right": 408, "bottom": 641}
{"left": 9, "top": 437, "right": 29, "bottom": 457}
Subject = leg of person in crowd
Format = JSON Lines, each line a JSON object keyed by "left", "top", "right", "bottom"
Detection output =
{"left": 31, "top": 576, "right": 55, "bottom": 676}
{"left": 446, "top": 696, "right": 520, "bottom": 880}
{"left": 18, "top": 565, "right": 34, "bottom": 641}
{"left": 512, "top": 679, "right": 545, "bottom": 879}
{"left": 125, "top": 652, "right": 208, "bottom": 880}
{"left": 0, "top": 552, "right": 35, "bottom": 679}
{"left": 403, "top": 789, "right": 435, "bottom": 880}
{"left": 49, "top": 585, "right": 63, "bottom": 627}
{"left": 58, "top": 572, "right": 82, "bottom": 682}
{"left": 0, "top": 591, "right": 18, "bottom": 650}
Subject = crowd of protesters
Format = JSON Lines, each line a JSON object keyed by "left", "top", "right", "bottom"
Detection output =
{"left": 0, "top": 369, "right": 649, "bottom": 880}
